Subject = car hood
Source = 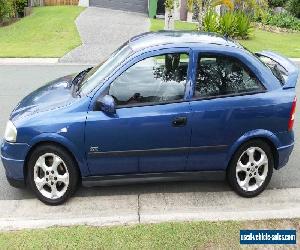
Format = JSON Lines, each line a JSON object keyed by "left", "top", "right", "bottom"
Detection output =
{"left": 10, "top": 74, "right": 77, "bottom": 121}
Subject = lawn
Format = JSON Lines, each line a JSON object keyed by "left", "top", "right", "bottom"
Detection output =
{"left": 0, "top": 219, "right": 298, "bottom": 249}
{"left": 150, "top": 18, "right": 300, "bottom": 58}
{"left": 0, "top": 6, "right": 84, "bottom": 58}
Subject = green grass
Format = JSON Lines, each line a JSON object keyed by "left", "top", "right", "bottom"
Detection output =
{"left": 150, "top": 18, "right": 300, "bottom": 58}
{"left": 0, "top": 219, "right": 299, "bottom": 249}
{"left": 0, "top": 6, "right": 84, "bottom": 57}
{"left": 151, "top": 18, "right": 198, "bottom": 32}
{"left": 238, "top": 29, "right": 300, "bottom": 58}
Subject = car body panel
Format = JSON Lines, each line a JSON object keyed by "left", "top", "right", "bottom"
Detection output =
{"left": 85, "top": 47, "right": 193, "bottom": 175}
{"left": 0, "top": 31, "right": 298, "bottom": 188}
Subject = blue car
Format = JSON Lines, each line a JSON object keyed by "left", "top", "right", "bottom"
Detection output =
{"left": 1, "top": 32, "right": 299, "bottom": 205}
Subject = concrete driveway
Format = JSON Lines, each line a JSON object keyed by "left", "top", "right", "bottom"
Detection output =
{"left": 60, "top": 7, "right": 149, "bottom": 64}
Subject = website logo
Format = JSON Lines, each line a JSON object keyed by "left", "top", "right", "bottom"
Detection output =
{"left": 240, "top": 230, "right": 296, "bottom": 245}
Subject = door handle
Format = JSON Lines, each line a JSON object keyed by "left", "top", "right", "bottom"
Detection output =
{"left": 172, "top": 117, "right": 187, "bottom": 127}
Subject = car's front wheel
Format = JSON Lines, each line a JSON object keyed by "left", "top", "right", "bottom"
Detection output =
{"left": 227, "top": 139, "right": 273, "bottom": 198}
{"left": 27, "top": 144, "right": 79, "bottom": 205}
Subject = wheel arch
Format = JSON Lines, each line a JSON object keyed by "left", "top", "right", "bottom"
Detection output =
{"left": 227, "top": 130, "right": 279, "bottom": 170}
{"left": 24, "top": 134, "right": 88, "bottom": 181}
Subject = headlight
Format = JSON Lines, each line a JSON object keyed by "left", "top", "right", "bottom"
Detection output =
{"left": 4, "top": 121, "right": 17, "bottom": 143}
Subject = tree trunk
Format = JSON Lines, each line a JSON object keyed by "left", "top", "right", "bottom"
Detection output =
{"left": 197, "top": 0, "right": 203, "bottom": 31}
{"left": 164, "top": 9, "right": 175, "bottom": 30}
{"left": 187, "top": 11, "right": 193, "bottom": 22}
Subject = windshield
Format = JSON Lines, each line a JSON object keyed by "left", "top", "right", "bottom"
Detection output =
{"left": 80, "top": 44, "right": 133, "bottom": 95}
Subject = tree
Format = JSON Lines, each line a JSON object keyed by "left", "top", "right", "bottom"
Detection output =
{"left": 164, "top": 0, "right": 179, "bottom": 30}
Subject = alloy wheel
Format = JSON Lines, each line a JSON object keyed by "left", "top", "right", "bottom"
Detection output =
{"left": 236, "top": 147, "right": 268, "bottom": 192}
{"left": 33, "top": 153, "right": 70, "bottom": 199}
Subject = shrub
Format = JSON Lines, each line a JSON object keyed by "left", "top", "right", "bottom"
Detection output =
{"left": 286, "top": 0, "right": 300, "bottom": 18}
{"left": 15, "top": 0, "right": 28, "bottom": 17}
{"left": 267, "top": 0, "right": 286, "bottom": 7}
{"left": 0, "top": 0, "right": 27, "bottom": 22}
{"left": 219, "top": 12, "right": 237, "bottom": 37}
{"left": 203, "top": 10, "right": 252, "bottom": 39}
{"left": 235, "top": 11, "right": 252, "bottom": 39}
{"left": 263, "top": 11, "right": 300, "bottom": 30}
{"left": 203, "top": 9, "right": 219, "bottom": 33}
{"left": 0, "top": 0, "right": 15, "bottom": 21}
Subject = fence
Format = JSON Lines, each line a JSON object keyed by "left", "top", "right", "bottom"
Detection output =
{"left": 44, "top": 0, "right": 79, "bottom": 5}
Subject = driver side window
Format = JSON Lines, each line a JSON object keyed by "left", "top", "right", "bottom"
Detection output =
{"left": 109, "top": 53, "right": 189, "bottom": 107}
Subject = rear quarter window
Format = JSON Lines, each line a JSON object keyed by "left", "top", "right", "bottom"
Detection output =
{"left": 256, "top": 55, "right": 288, "bottom": 86}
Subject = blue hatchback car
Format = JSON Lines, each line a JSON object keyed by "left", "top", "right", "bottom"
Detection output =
{"left": 1, "top": 32, "right": 299, "bottom": 205}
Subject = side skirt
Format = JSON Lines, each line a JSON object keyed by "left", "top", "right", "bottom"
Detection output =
{"left": 82, "top": 171, "right": 226, "bottom": 187}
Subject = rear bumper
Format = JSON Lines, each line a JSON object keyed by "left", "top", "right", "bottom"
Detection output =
{"left": 277, "top": 143, "right": 294, "bottom": 169}
{"left": 1, "top": 140, "right": 29, "bottom": 188}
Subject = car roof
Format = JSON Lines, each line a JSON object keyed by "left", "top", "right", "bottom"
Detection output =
{"left": 128, "top": 31, "right": 242, "bottom": 51}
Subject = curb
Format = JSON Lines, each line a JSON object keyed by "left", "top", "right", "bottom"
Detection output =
{"left": 0, "top": 58, "right": 59, "bottom": 65}
{"left": 0, "top": 58, "right": 94, "bottom": 66}
{"left": 291, "top": 58, "right": 300, "bottom": 62}
{"left": 0, "top": 188, "right": 300, "bottom": 231}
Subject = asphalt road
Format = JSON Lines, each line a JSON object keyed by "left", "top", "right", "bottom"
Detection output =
{"left": 0, "top": 63, "right": 299, "bottom": 200}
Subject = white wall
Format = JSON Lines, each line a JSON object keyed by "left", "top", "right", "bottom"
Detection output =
{"left": 78, "top": 0, "right": 89, "bottom": 7}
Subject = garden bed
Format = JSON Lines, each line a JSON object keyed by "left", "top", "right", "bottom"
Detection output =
{"left": 150, "top": 18, "right": 300, "bottom": 58}
{"left": 254, "top": 22, "right": 299, "bottom": 33}
{"left": 0, "top": 18, "right": 19, "bottom": 27}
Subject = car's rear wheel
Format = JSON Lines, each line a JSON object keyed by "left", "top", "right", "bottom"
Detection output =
{"left": 227, "top": 139, "right": 273, "bottom": 197}
{"left": 27, "top": 144, "right": 79, "bottom": 205}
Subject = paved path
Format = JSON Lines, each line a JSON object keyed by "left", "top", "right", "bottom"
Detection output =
{"left": 1, "top": 188, "right": 300, "bottom": 231}
{"left": 60, "top": 7, "right": 149, "bottom": 64}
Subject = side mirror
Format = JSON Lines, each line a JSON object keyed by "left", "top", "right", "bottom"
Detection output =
{"left": 96, "top": 95, "right": 116, "bottom": 115}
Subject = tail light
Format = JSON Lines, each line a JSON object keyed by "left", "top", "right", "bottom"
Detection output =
{"left": 288, "top": 96, "right": 297, "bottom": 131}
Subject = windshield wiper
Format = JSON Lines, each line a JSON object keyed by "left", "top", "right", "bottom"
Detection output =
{"left": 71, "top": 67, "right": 93, "bottom": 96}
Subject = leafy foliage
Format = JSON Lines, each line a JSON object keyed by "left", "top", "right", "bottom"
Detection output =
{"left": 15, "top": 0, "right": 28, "bottom": 17}
{"left": 219, "top": 11, "right": 236, "bottom": 36}
{"left": 0, "top": 0, "right": 15, "bottom": 21}
{"left": 267, "top": 0, "right": 286, "bottom": 7}
{"left": 234, "top": 11, "right": 252, "bottom": 39}
{"left": 286, "top": 0, "right": 300, "bottom": 18}
{"left": 203, "top": 9, "right": 219, "bottom": 32}
{"left": 164, "top": 0, "right": 179, "bottom": 10}
{"left": 210, "top": 0, "right": 234, "bottom": 11}
{"left": 263, "top": 11, "right": 300, "bottom": 30}
{"left": 187, "top": 0, "right": 194, "bottom": 12}
{"left": 0, "top": 0, "right": 27, "bottom": 22}
{"left": 203, "top": 9, "right": 252, "bottom": 39}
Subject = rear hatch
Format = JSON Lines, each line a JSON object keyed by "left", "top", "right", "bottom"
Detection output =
{"left": 255, "top": 51, "right": 299, "bottom": 89}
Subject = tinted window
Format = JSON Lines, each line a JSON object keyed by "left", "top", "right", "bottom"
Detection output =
{"left": 194, "top": 55, "right": 264, "bottom": 98}
{"left": 109, "top": 53, "right": 189, "bottom": 106}
{"left": 80, "top": 44, "right": 132, "bottom": 95}
{"left": 256, "top": 55, "right": 287, "bottom": 85}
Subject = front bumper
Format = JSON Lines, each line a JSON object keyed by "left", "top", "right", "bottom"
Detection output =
{"left": 1, "top": 140, "right": 30, "bottom": 188}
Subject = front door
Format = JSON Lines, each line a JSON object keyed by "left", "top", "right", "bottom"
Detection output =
{"left": 85, "top": 51, "right": 192, "bottom": 175}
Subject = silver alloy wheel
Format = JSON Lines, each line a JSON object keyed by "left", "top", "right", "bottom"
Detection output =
{"left": 236, "top": 147, "right": 268, "bottom": 192}
{"left": 33, "top": 153, "right": 69, "bottom": 199}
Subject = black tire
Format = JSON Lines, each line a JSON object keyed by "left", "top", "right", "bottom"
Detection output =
{"left": 27, "top": 144, "right": 79, "bottom": 205}
{"left": 227, "top": 139, "right": 274, "bottom": 198}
